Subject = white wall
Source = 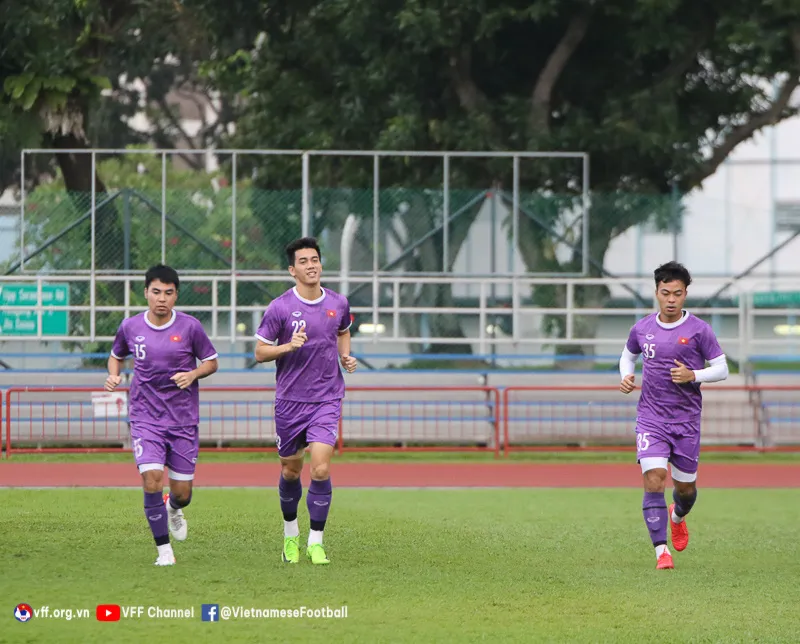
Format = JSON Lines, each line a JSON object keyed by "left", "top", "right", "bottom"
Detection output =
{"left": 606, "top": 92, "right": 800, "bottom": 279}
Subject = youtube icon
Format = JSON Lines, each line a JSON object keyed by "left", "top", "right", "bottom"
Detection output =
{"left": 96, "top": 604, "right": 121, "bottom": 622}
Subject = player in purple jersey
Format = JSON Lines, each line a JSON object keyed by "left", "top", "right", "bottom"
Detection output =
{"left": 619, "top": 261, "right": 728, "bottom": 570}
{"left": 105, "top": 265, "right": 218, "bottom": 566}
{"left": 254, "top": 237, "right": 356, "bottom": 565}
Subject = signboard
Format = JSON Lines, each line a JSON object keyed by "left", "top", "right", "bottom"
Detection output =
{"left": 91, "top": 392, "right": 128, "bottom": 418}
{"left": 775, "top": 202, "right": 800, "bottom": 232}
{"left": 751, "top": 291, "right": 800, "bottom": 308}
{"left": 0, "top": 284, "right": 69, "bottom": 336}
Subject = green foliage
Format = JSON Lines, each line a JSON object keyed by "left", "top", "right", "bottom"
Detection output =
{"left": 194, "top": 0, "right": 800, "bottom": 354}
{"left": 0, "top": 0, "right": 115, "bottom": 130}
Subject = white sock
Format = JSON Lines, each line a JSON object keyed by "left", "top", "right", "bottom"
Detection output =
{"left": 284, "top": 519, "right": 299, "bottom": 538}
{"left": 308, "top": 529, "right": 324, "bottom": 546}
{"left": 157, "top": 543, "right": 174, "bottom": 558}
{"left": 671, "top": 509, "right": 684, "bottom": 524}
{"left": 655, "top": 545, "right": 669, "bottom": 558}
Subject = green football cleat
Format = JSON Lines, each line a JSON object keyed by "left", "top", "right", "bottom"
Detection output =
{"left": 282, "top": 536, "right": 300, "bottom": 564}
{"left": 306, "top": 543, "right": 330, "bottom": 565}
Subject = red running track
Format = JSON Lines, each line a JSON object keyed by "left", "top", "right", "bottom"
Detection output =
{"left": 0, "top": 462, "right": 798, "bottom": 488}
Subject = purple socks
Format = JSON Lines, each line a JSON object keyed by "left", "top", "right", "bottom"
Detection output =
{"left": 642, "top": 491, "right": 667, "bottom": 547}
{"left": 144, "top": 491, "right": 169, "bottom": 546}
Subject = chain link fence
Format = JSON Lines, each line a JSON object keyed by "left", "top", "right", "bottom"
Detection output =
{"left": 1, "top": 148, "right": 708, "bottom": 363}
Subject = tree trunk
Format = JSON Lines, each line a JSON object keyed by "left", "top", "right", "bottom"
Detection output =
{"left": 395, "top": 191, "right": 483, "bottom": 355}
{"left": 51, "top": 133, "right": 124, "bottom": 271}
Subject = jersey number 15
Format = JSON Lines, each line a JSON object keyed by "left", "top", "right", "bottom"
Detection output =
{"left": 134, "top": 344, "right": 147, "bottom": 360}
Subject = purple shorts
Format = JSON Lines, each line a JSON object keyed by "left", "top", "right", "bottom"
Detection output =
{"left": 130, "top": 422, "right": 199, "bottom": 480}
{"left": 274, "top": 399, "right": 341, "bottom": 458}
{"left": 635, "top": 417, "right": 701, "bottom": 475}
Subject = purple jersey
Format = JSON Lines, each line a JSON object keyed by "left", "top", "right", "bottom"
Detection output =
{"left": 255, "top": 286, "right": 352, "bottom": 402}
{"left": 111, "top": 310, "right": 218, "bottom": 426}
{"left": 626, "top": 311, "right": 724, "bottom": 423}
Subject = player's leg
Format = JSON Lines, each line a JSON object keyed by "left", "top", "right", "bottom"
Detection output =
{"left": 275, "top": 399, "right": 308, "bottom": 564}
{"left": 667, "top": 421, "right": 700, "bottom": 552}
{"left": 131, "top": 423, "right": 174, "bottom": 566}
{"left": 304, "top": 400, "right": 340, "bottom": 565}
{"left": 162, "top": 426, "right": 200, "bottom": 542}
{"left": 306, "top": 442, "right": 334, "bottom": 564}
{"left": 279, "top": 449, "right": 305, "bottom": 563}
{"left": 636, "top": 423, "right": 673, "bottom": 569}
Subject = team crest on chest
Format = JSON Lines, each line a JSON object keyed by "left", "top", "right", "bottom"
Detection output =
{"left": 678, "top": 337, "right": 689, "bottom": 345}
{"left": 170, "top": 334, "right": 182, "bottom": 342}
{"left": 326, "top": 310, "right": 336, "bottom": 318}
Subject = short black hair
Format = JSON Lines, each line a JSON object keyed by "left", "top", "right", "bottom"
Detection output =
{"left": 285, "top": 237, "right": 321, "bottom": 266}
{"left": 654, "top": 261, "right": 691, "bottom": 288}
{"left": 145, "top": 264, "right": 180, "bottom": 290}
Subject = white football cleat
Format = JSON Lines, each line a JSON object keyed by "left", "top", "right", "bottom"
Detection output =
{"left": 164, "top": 493, "right": 188, "bottom": 541}
{"left": 154, "top": 545, "right": 176, "bottom": 566}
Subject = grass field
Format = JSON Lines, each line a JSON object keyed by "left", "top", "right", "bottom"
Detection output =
{"left": 2, "top": 487, "right": 799, "bottom": 643}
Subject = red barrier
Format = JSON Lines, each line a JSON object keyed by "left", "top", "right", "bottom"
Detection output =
{"left": 6, "top": 385, "right": 797, "bottom": 458}
{"left": 4, "top": 386, "right": 502, "bottom": 458}
{"left": 502, "top": 385, "right": 800, "bottom": 454}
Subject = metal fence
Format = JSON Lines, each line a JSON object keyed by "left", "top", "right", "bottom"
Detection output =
{"left": 12, "top": 148, "right": 591, "bottom": 278}
{"left": 4, "top": 385, "right": 798, "bottom": 457}
{"left": 2, "top": 273, "right": 800, "bottom": 363}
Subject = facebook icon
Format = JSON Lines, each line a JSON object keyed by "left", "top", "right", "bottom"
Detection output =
{"left": 201, "top": 604, "right": 219, "bottom": 622}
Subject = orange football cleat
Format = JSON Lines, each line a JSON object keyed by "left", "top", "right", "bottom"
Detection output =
{"left": 669, "top": 503, "right": 689, "bottom": 551}
{"left": 656, "top": 550, "right": 674, "bottom": 570}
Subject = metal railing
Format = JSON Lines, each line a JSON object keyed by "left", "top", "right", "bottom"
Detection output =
{"left": 0, "top": 273, "right": 756, "bottom": 348}
{"left": 3, "top": 273, "right": 800, "bottom": 359}
{"left": 3, "top": 384, "right": 798, "bottom": 457}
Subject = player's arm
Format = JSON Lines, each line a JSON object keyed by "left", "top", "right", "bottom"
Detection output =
{"left": 338, "top": 328, "right": 357, "bottom": 373}
{"left": 673, "top": 328, "right": 730, "bottom": 384}
{"left": 337, "top": 300, "right": 356, "bottom": 373}
{"left": 255, "top": 339, "right": 300, "bottom": 363}
{"left": 105, "top": 355, "right": 125, "bottom": 391}
{"left": 253, "top": 305, "right": 305, "bottom": 363}
{"left": 194, "top": 357, "right": 219, "bottom": 380}
{"left": 693, "top": 327, "right": 729, "bottom": 382}
{"left": 106, "top": 324, "right": 129, "bottom": 391}
{"left": 691, "top": 355, "right": 728, "bottom": 383}
{"left": 172, "top": 323, "right": 220, "bottom": 389}
{"left": 619, "top": 327, "right": 640, "bottom": 394}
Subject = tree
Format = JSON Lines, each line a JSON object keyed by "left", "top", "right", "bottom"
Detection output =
{"left": 0, "top": 0, "right": 241, "bottom": 219}
{"left": 199, "top": 0, "right": 800, "bottom": 359}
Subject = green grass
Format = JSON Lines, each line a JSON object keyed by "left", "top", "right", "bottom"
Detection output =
{"left": 4, "top": 449, "right": 800, "bottom": 464}
{"left": 2, "top": 488, "right": 799, "bottom": 642}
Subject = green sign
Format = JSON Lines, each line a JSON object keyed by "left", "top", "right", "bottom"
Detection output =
{"left": 0, "top": 284, "right": 69, "bottom": 335}
{"left": 751, "top": 291, "right": 800, "bottom": 308}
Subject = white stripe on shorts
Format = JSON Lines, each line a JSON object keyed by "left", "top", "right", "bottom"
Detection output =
{"left": 168, "top": 469, "right": 194, "bottom": 481}
{"left": 670, "top": 465, "right": 697, "bottom": 483}
{"left": 138, "top": 463, "right": 164, "bottom": 474}
{"left": 640, "top": 457, "right": 668, "bottom": 473}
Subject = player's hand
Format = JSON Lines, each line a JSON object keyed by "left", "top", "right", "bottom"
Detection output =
{"left": 670, "top": 360, "right": 696, "bottom": 384}
{"left": 619, "top": 374, "right": 636, "bottom": 394}
{"left": 340, "top": 354, "right": 357, "bottom": 373}
{"left": 105, "top": 374, "right": 122, "bottom": 392}
{"left": 288, "top": 331, "right": 308, "bottom": 352}
{"left": 171, "top": 371, "right": 197, "bottom": 389}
